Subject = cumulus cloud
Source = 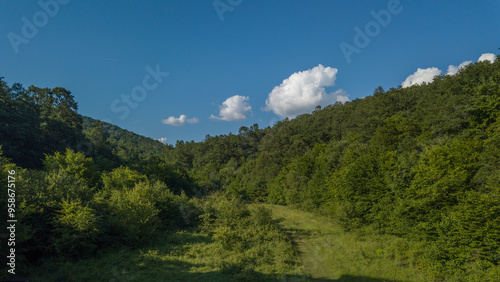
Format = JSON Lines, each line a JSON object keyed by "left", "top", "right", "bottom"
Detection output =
{"left": 446, "top": 53, "right": 496, "bottom": 76}
{"left": 402, "top": 67, "right": 442, "bottom": 88}
{"left": 335, "top": 90, "right": 350, "bottom": 104}
{"left": 264, "top": 64, "right": 349, "bottom": 118}
{"left": 161, "top": 114, "right": 199, "bottom": 126}
{"left": 402, "top": 52, "right": 496, "bottom": 87}
{"left": 210, "top": 95, "right": 252, "bottom": 121}
{"left": 156, "top": 137, "right": 167, "bottom": 144}
{"left": 446, "top": 60, "right": 472, "bottom": 76}
{"left": 478, "top": 53, "right": 496, "bottom": 63}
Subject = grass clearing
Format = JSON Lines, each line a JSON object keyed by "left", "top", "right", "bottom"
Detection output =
{"left": 29, "top": 203, "right": 431, "bottom": 281}
{"left": 257, "top": 204, "right": 427, "bottom": 281}
{"left": 29, "top": 222, "right": 308, "bottom": 281}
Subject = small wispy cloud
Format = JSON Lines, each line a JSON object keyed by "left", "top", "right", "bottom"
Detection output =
{"left": 161, "top": 114, "right": 199, "bottom": 126}
{"left": 156, "top": 137, "right": 167, "bottom": 144}
{"left": 187, "top": 117, "right": 199, "bottom": 123}
{"left": 210, "top": 95, "right": 252, "bottom": 121}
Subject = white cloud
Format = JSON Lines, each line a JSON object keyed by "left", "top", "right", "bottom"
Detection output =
{"left": 402, "top": 67, "right": 442, "bottom": 88}
{"left": 402, "top": 52, "right": 496, "bottom": 87}
{"left": 210, "top": 95, "right": 252, "bottom": 121}
{"left": 264, "top": 64, "right": 349, "bottom": 118}
{"left": 478, "top": 53, "right": 496, "bottom": 63}
{"left": 161, "top": 114, "right": 199, "bottom": 126}
{"left": 156, "top": 137, "right": 167, "bottom": 144}
{"left": 335, "top": 90, "right": 350, "bottom": 104}
{"left": 187, "top": 117, "right": 199, "bottom": 123}
{"left": 446, "top": 53, "right": 496, "bottom": 76}
{"left": 446, "top": 60, "right": 472, "bottom": 76}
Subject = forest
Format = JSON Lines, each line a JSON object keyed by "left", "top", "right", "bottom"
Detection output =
{"left": 1, "top": 56, "right": 499, "bottom": 281}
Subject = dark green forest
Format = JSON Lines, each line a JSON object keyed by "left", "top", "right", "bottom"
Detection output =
{"left": 1, "top": 57, "right": 499, "bottom": 281}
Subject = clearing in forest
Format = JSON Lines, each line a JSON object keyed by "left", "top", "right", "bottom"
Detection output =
{"left": 258, "top": 204, "right": 425, "bottom": 282}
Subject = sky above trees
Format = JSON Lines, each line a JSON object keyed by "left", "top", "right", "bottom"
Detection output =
{"left": 1, "top": 0, "right": 499, "bottom": 144}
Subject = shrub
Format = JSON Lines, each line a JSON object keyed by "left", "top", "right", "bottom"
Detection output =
{"left": 43, "top": 149, "right": 99, "bottom": 188}
{"left": 101, "top": 166, "right": 148, "bottom": 191}
{"left": 52, "top": 200, "right": 100, "bottom": 257}
{"left": 106, "top": 181, "right": 160, "bottom": 243}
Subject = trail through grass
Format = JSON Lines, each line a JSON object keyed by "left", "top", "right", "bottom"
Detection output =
{"left": 257, "top": 204, "right": 426, "bottom": 281}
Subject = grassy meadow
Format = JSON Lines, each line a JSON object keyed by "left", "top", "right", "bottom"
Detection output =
{"left": 29, "top": 203, "right": 433, "bottom": 282}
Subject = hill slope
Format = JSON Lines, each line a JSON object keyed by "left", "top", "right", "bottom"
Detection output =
{"left": 162, "top": 57, "right": 500, "bottom": 280}
{"left": 82, "top": 115, "right": 167, "bottom": 161}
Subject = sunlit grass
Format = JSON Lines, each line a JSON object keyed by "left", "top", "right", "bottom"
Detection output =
{"left": 27, "top": 204, "right": 446, "bottom": 281}
{"left": 258, "top": 204, "right": 427, "bottom": 281}
{"left": 29, "top": 227, "right": 308, "bottom": 281}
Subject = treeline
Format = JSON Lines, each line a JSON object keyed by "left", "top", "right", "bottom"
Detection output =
{"left": 160, "top": 58, "right": 500, "bottom": 280}
{"left": 0, "top": 77, "right": 169, "bottom": 170}
{"left": 0, "top": 80, "right": 83, "bottom": 169}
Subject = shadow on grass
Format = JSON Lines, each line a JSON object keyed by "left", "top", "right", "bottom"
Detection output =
{"left": 97, "top": 260, "right": 404, "bottom": 282}
{"left": 22, "top": 229, "right": 405, "bottom": 282}
{"left": 312, "top": 276, "right": 403, "bottom": 281}
{"left": 270, "top": 218, "right": 405, "bottom": 282}
{"left": 22, "top": 248, "right": 404, "bottom": 282}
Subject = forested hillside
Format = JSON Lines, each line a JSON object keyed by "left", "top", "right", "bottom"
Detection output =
{"left": 1, "top": 57, "right": 499, "bottom": 280}
{"left": 0, "top": 80, "right": 166, "bottom": 170}
{"left": 82, "top": 116, "right": 166, "bottom": 162}
{"left": 163, "top": 57, "right": 500, "bottom": 280}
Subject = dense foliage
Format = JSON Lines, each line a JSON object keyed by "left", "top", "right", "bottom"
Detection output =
{"left": 1, "top": 56, "right": 499, "bottom": 280}
{"left": 0, "top": 79, "right": 82, "bottom": 168}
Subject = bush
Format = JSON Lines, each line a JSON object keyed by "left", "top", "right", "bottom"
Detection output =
{"left": 13, "top": 166, "right": 101, "bottom": 264}
{"left": 106, "top": 181, "right": 160, "bottom": 243}
{"left": 101, "top": 166, "right": 148, "bottom": 191}
{"left": 44, "top": 149, "right": 99, "bottom": 188}
{"left": 52, "top": 200, "right": 100, "bottom": 257}
{"left": 196, "top": 195, "right": 300, "bottom": 274}
{"left": 46, "top": 170, "right": 94, "bottom": 203}
{"left": 200, "top": 192, "right": 249, "bottom": 232}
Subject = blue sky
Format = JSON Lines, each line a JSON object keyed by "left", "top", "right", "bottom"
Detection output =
{"left": 1, "top": 0, "right": 499, "bottom": 145}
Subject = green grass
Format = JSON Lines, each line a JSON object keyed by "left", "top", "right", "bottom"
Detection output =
{"left": 28, "top": 227, "right": 308, "bottom": 281}
{"left": 257, "top": 204, "right": 428, "bottom": 281}
{"left": 28, "top": 204, "right": 432, "bottom": 281}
